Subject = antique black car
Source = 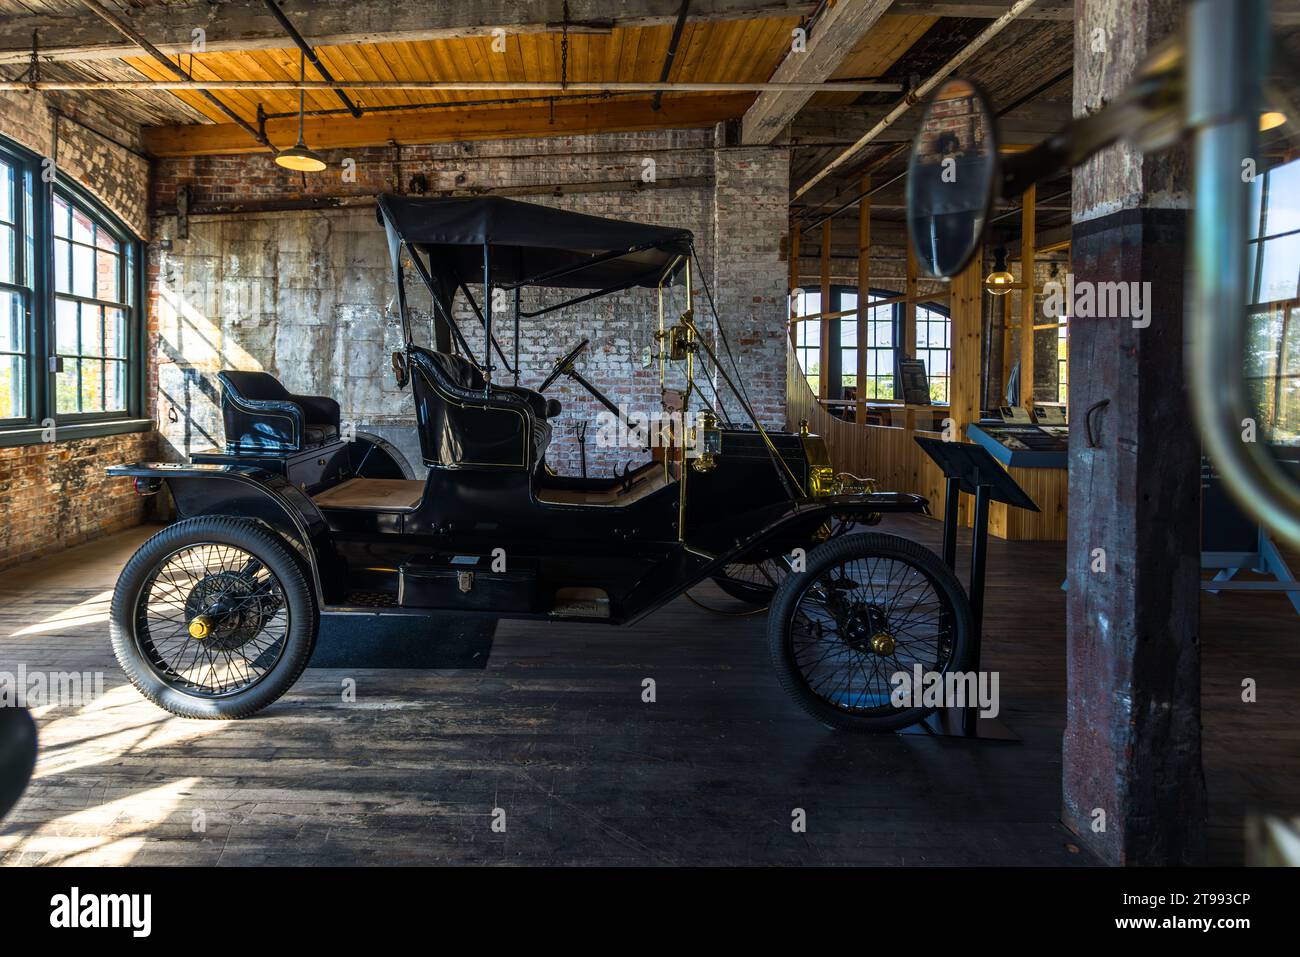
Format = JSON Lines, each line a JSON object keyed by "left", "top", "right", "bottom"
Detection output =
{"left": 107, "top": 195, "right": 972, "bottom": 731}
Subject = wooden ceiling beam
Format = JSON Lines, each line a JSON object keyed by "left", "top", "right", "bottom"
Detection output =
{"left": 0, "top": 0, "right": 817, "bottom": 66}
{"left": 789, "top": 105, "right": 1070, "bottom": 145}
{"left": 890, "top": 0, "right": 1071, "bottom": 18}
{"left": 141, "top": 92, "right": 756, "bottom": 157}
{"left": 740, "top": 0, "right": 893, "bottom": 145}
{"left": 895, "top": 0, "right": 1300, "bottom": 23}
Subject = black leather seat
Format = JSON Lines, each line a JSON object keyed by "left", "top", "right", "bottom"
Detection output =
{"left": 218, "top": 370, "right": 342, "bottom": 454}
{"left": 406, "top": 347, "right": 559, "bottom": 469}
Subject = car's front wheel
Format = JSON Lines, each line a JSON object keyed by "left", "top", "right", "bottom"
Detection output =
{"left": 109, "top": 516, "right": 318, "bottom": 719}
{"left": 767, "top": 532, "right": 973, "bottom": 732}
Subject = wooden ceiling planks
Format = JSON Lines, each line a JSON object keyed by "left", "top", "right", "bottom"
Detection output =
{"left": 123, "top": 16, "right": 801, "bottom": 126}
{"left": 127, "top": 15, "right": 814, "bottom": 154}
{"left": 811, "top": 14, "right": 937, "bottom": 109}
{"left": 115, "top": 8, "right": 1073, "bottom": 168}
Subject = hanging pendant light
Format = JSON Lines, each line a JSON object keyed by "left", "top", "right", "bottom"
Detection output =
{"left": 985, "top": 245, "right": 1014, "bottom": 296}
{"left": 275, "top": 49, "right": 327, "bottom": 172}
{"left": 1259, "top": 110, "right": 1288, "bottom": 132}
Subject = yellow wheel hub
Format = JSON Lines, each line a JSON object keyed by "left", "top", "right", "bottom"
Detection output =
{"left": 188, "top": 615, "right": 214, "bottom": 640}
{"left": 870, "top": 632, "right": 896, "bottom": 656}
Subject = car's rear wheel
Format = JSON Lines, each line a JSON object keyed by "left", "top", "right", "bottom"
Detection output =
{"left": 109, "top": 517, "right": 318, "bottom": 719}
{"left": 767, "top": 532, "right": 973, "bottom": 732}
{"left": 712, "top": 556, "right": 792, "bottom": 606}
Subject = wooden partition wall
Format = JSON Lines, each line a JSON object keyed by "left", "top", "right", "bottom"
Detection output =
{"left": 786, "top": 343, "right": 1068, "bottom": 540}
{"left": 786, "top": 344, "right": 952, "bottom": 521}
{"left": 785, "top": 181, "right": 1068, "bottom": 541}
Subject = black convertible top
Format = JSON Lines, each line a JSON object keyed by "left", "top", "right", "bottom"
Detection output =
{"left": 376, "top": 193, "right": 692, "bottom": 291}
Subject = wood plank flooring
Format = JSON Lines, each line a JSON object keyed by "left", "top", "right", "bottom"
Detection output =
{"left": 0, "top": 516, "right": 1295, "bottom": 866}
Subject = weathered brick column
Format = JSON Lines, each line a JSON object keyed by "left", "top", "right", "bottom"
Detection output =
{"left": 1062, "top": 0, "right": 1206, "bottom": 865}
{"left": 711, "top": 135, "right": 790, "bottom": 428}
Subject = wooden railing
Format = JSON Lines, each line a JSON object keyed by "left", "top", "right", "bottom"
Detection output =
{"left": 785, "top": 343, "right": 1068, "bottom": 539}
{"left": 786, "top": 343, "right": 954, "bottom": 524}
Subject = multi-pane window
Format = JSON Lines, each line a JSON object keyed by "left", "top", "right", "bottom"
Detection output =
{"left": 862, "top": 295, "right": 895, "bottom": 399}
{"left": 1245, "top": 158, "right": 1300, "bottom": 441}
{"left": 792, "top": 285, "right": 951, "bottom": 404}
{"left": 52, "top": 193, "right": 131, "bottom": 415}
{"left": 792, "top": 289, "right": 821, "bottom": 394}
{"left": 1248, "top": 158, "right": 1300, "bottom": 306}
{"left": 0, "top": 155, "right": 27, "bottom": 422}
{"left": 915, "top": 303, "right": 951, "bottom": 404}
{"left": 0, "top": 136, "right": 139, "bottom": 438}
{"left": 839, "top": 291, "right": 857, "bottom": 393}
{"left": 1057, "top": 321, "right": 1069, "bottom": 404}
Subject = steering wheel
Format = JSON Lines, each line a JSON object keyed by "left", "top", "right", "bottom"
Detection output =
{"left": 539, "top": 338, "right": 589, "bottom": 392}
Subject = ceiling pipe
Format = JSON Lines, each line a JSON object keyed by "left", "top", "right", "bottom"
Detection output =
{"left": 651, "top": 0, "right": 691, "bottom": 112}
{"left": 792, "top": 0, "right": 1042, "bottom": 200}
{"left": 76, "top": 0, "right": 270, "bottom": 148}
{"left": 794, "top": 62, "right": 1068, "bottom": 228}
{"left": 260, "top": 0, "right": 363, "bottom": 118}
{"left": 0, "top": 78, "right": 903, "bottom": 93}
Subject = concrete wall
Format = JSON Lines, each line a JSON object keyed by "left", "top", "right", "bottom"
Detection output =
{"left": 0, "top": 91, "right": 156, "bottom": 572}
{"left": 149, "top": 128, "right": 789, "bottom": 477}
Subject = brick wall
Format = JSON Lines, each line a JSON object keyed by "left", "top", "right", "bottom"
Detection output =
{"left": 149, "top": 128, "right": 789, "bottom": 477}
{"left": 0, "top": 89, "right": 150, "bottom": 239}
{"left": 0, "top": 91, "right": 156, "bottom": 572}
{"left": 0, "top": 431, "right": 157, "bottom": 573}
{"left": 713, "top": 143, "right": 790, "bottom": 427}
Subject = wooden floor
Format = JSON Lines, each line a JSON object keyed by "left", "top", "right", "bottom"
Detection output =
{"left": 1, "top": 516, "right": 1296, "bottom": 866}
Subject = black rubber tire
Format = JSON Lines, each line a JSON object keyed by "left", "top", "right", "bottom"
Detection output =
{"left": 109, "top": 516, "right": 318, "bottom": 719}
{"left": 767, "top": 532, "right": 973, "bottom": 732}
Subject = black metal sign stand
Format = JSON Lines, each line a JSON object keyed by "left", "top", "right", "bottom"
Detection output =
{"left": 900, "top": 438, "right": 1042, "bottom": 741}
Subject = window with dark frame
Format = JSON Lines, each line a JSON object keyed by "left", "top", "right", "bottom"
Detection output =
{"left": 791, "top": 288, "right": 821, "bottom": 394}
{"left": 915, "top": 303, "right": 951, "bottom": 404}
{"left": 1057, "top": 320, "right": 1069, "bottom": 405}
{"left": 0, "top": 136, "right": 142, "bottom": 439}
{"left": 52, "top": 192, "right": 132, "bottom": 417}
{"left": 0, "top": 152, "right": 30, "bottom": 423}
{"left": 1245, "top": 156, "right": 1300, "bottom": 441}
{"left": 793, "top": 283, "right": 950, "bottom": 405}
{"left": 861, "top": 294, "right": 895, "bottom": 400}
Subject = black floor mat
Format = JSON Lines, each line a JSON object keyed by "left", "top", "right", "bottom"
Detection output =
{"left": 308, "top": 613, "right": 496, "bottom": 669}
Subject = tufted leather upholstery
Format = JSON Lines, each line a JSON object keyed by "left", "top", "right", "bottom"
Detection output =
{"left": 218, "top": 370, "right": 342, "bottom": 454}
{"left": 406, "top": 347, "right": 559, "bottom": 469}
{"left": 414, "top": 351, "right": 560, "bottom": 420}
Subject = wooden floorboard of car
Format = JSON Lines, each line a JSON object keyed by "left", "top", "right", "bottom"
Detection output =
{"left": 1, "top": 517, "right": 1296, "bottom": 865}
{"left": 535, "top": 470, "right": 672, "bottom": 506}
{"left": 312, "top": 478, "right": 425, "bottom": 511}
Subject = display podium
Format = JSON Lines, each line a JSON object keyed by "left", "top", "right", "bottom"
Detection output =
{"left": 908, "top": 438, "right": 1041, "bottom": 740}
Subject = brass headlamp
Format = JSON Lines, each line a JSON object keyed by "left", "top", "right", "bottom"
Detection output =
{"left": 691, "top": 409, "right": 722, "bottom": 473}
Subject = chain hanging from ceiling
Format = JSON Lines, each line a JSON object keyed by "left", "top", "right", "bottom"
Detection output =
{"left": 550, "top": 0, "right": 570, "bottom": 125}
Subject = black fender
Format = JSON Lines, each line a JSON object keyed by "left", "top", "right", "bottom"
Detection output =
{"left": 704, "top": 491, "right": 929, "bottom": 562}
{"left": 106, "top": 462, "right": 339, "bottom": 603}
{"left": 623, "top": 492, "right": 931, "bottom": 623}
{"left": 348, "top": 430, "right": 416, "bottom": 480}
